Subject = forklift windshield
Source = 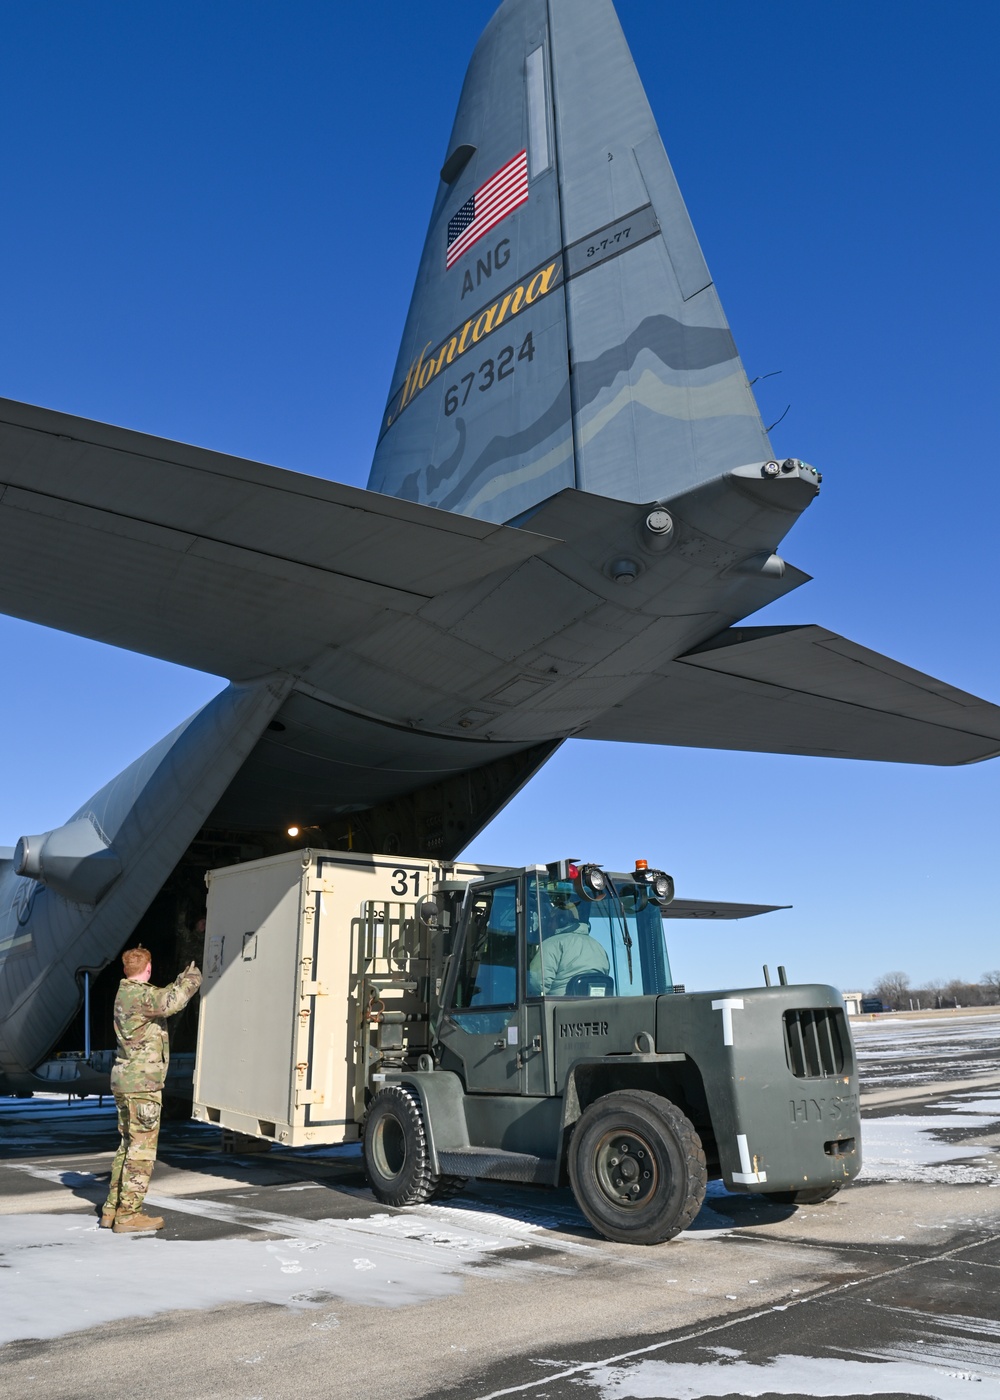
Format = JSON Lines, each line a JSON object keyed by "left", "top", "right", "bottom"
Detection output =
{"left": 526, "top": 874, "right": 673, "bottom": 999}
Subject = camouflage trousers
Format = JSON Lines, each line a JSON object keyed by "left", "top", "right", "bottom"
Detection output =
{"left": 103, "top": 1091, "right": 162, "bottom": 1217}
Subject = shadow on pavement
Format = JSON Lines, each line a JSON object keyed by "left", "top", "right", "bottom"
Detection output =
{"left": 2, "top": 1096, "right": 804, "bottom": 1239}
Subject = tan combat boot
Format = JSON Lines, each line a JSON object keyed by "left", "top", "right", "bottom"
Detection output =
{"left": 99, "top": 1207, "right": 116, "bottom": 1229}
{"left": 112, "top": 1211, "right": 165, "bottom": 1232}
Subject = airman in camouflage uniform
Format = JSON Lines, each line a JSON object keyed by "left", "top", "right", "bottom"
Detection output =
{"left": 101, "top": 945, "right": 201, "bottom": 1233}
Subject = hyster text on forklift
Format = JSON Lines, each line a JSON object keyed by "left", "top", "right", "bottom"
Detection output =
{"left": 192, "top": 849, "right": 861, "bottom": 1245}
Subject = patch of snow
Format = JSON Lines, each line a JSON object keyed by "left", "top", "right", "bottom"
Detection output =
{"left": 0, "top": 1212, "right": 475, "bottom": 1346}
{"left": 946, "top": 1096, "right": 1000, "bottom": 1115}
{"left": 860, "top": 1096, "right": 1000, "bottom": 1184}
{"left": 0, "top": 1162, "right": 612, "bottom": 1345}
{"left": 581, "top": 1353, "right": 1000, "bottom": 1398}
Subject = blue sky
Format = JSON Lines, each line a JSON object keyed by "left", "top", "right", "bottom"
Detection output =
{"left": 1, "top": 1, "right": 997, "bottom": 994}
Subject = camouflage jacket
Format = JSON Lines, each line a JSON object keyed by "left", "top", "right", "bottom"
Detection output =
{"left": 110, "top": 966, "right": 202, "bottom": 1095}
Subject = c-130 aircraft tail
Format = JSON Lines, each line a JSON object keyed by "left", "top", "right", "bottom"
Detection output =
{"left": 2, "top": 0, "right": 999, "bottom": 1091}
{"left": 369, "top": 0, "right": 770, "bottom": 522}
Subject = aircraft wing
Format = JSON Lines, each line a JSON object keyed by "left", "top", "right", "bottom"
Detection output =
{"left": 663, "top": 899, "right": 789, "bottom": 920}
{"left": 582, "top": 625, "right": 1000, "bottom": 765}
{"left": 0, "top": 398, "right": 555, "bottom": 680}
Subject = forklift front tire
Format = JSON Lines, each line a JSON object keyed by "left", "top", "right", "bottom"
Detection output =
{"left": 363, "top": 1085, "right": 437, "bottom": 1207}
{"left": 568, "top": 1089, "right": 706, "bottom": 1245}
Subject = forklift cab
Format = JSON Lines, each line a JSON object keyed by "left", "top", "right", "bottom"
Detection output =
{"left": 434, "top": 863, "right": 676, "bottom": 1097}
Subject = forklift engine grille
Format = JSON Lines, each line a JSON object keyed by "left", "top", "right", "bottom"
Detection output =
{"left": 783, "top": 1008, "right": 847, "bottom": 1078}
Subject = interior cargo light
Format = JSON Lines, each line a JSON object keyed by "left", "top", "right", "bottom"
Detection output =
{"left": 286, "top": 826, "right": 301, "bottom": 838}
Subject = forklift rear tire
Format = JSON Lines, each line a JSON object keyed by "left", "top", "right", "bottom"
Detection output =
{"left": 764, "top": 1185, "right": 841, "bottom": 1206}
{"left": 568, "top": 1089, "right": 706, "bottom": 1245}
{"left": 363, "top": 1085, "right": 438, "bottom": 1207}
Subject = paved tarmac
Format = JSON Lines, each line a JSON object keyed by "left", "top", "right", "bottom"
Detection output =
{"left": 1, "top": 1010, "right": 999, "bottom": 1400}
{"left": 853, "top": 1008, "right": 1000, "bottom": 1094}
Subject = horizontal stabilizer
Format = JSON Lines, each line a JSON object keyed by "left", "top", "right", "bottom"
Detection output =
{"left": 0, "top": 398, "right": 554, "bottom": 680}
{"left": 663, "top": 899, "right": 789, "bottom": 920}
{"left": 582, "top": 625, "right": 1000, "bottom": 766}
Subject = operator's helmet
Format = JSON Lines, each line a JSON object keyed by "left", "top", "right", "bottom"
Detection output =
{"left": 550, "top": 896, "right": 584, "bottom": 932}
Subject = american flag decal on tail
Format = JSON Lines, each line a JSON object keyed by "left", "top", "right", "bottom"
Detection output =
{"left": 446, "top": 151, "right": 528, "bottom": 269}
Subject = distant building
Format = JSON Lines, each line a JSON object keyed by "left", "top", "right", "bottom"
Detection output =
{"left": 860, "top": 996, "right": 890, "bottom": 1014}
{"left": 843, "top": 991, "right": 865, "bottom": 1016}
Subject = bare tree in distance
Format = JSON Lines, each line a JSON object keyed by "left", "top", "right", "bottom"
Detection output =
{"left": 942, "top": 978, "right": 987, "bottom": 1009}
{"left": 860, "top": 973, "right": 999, "bottom": 1013}
{"left": 872, "top": 971, "right": 911, "bottom": 1010}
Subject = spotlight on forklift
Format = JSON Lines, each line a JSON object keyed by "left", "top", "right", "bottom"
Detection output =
{"left": 576, "top": 864, "right": 607, "bottom": 902}
{"left": 635, "top": 860, "right": 675, "bottom": 905}
{"left": 650, "top": 872, "right": 674, "bottom": 905}
{"left": 545, "top": 858, "right": 607, "bottom": 901}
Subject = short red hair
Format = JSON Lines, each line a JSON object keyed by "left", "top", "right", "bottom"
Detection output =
{"left": 122, "top": 946, "right": 151, "bottom": 978}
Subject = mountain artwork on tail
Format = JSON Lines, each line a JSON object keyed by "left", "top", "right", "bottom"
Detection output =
{"left": 1, "top": 0, "right": 999, "bottom": 1091}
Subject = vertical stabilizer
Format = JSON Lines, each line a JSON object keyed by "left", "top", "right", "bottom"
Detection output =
{"left": 368, "top": 0, "right": 771, "bottom": 524}
{"left": 548, "top": 0, "right": 772, "bottom": 503}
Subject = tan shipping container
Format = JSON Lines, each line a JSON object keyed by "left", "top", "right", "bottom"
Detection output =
{"left": 192, "top": 848, "right": 487, "bottom": 1147}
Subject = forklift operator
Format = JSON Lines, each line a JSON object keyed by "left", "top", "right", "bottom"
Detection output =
{"left": 527, "top": 893, "right": 611, "bottom": 997}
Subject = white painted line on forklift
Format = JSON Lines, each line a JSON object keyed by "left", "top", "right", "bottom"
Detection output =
{"left": 711, "top": 998, "right": 743, "bottom": 1046}
{"left": 731, "top": 1133, "right": 767, "bottom": 1185}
